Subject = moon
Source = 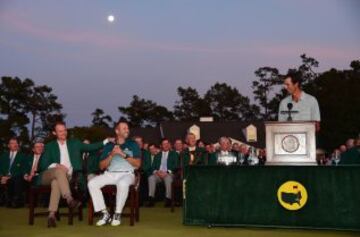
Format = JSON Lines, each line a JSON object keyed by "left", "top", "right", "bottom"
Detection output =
{"left": 107, "top": 15, "right": 115, "bottom": 23}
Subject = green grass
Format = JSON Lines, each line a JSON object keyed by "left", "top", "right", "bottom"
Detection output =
{"left": 0, "top": 206, "right": 358, "bottom": 237}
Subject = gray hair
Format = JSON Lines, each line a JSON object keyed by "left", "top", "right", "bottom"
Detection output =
{"left": 218, "top": 136, "right": 231, "bottom": 144}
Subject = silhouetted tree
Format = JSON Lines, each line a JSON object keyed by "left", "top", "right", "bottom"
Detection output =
{"left": 0, "top": 76, "right": 64, "bottom": 150}
{"left": 91, "top": 108, "right": 113, "bottom": 128}
{"left": 252, "top": 67, "right": 281, "bottom": 120}
{"left": 204, "top": 82, "right": 259, "bottom": 121}
{"left": 119, "top": 95, "right": 173, "bottom": 127}
{"left": 173, "top": 87, "right": 211, "bottom": 121}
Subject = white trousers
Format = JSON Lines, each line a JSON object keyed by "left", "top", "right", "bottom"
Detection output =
{"left": 88, "top": 171, "right": 135, "bottom": 213}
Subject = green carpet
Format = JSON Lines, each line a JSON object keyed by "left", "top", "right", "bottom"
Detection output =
{"left": 0, "top": 206, "right": 358, "bottom": 237}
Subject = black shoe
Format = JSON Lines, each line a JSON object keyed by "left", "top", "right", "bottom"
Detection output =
{"left": 146, "top": 197, "right": 155, "bottom": 207}
{"left": 164, "top": 198, "right": 171, "bottom": 208}
{"left": 47, "top": 216, "right": 57, "bottom": 228}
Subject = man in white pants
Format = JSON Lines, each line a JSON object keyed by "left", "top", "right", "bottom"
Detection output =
{"left": 88, "top": 120, "right": 141, "bottom": 226}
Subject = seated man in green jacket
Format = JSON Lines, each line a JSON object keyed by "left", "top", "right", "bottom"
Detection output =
{"left": 23, "top": 139, "right": 44, "bottom": 185}
{"left": 0, "top": 137, "right": 28, "bottom": 207}
{"left": 339, "top": 138, "right": 360, "bottom": 165}
{"left": 181, "top": 133, "right": 208, "bottom": 168}
{"left": 38, "top": 121, "right": 112, "bottom": 228}
{"left": 147, "top": 138, "right": 179, "bottom": 207}
{"left": 142, "top": 143, "right": 160, "bottom": 178}
{"left": 134, "top": 135, "right": 151, "bottom": 206}
{"left": 208, "top": 137, "right": 238, "bottom": 166}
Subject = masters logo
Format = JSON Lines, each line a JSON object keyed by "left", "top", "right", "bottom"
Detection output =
{"left": 277, "top": 181, "right": 308, "bottom": 211}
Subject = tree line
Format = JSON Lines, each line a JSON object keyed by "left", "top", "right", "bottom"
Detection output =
{"left": 1, "top": 54, "right": 359, "bottom": 151}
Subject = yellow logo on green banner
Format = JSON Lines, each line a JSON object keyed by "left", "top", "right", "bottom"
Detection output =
{"left": 277, "top": 181, "right": 308, "bottom": 211}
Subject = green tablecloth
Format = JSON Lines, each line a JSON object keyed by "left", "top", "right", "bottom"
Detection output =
{"left": 183, "top": 165, "right": 360, "bottom": 231}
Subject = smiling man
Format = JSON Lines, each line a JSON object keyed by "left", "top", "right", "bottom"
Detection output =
{"left": 38, "top": 121, "right": 111, "bottom": 228}
{"left": 88, "top": 120, "right": 141, "bottom": 227}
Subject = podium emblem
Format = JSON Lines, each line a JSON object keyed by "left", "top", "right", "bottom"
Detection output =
{"left": 281, "top": 135, "right": 300, "bottom": 153}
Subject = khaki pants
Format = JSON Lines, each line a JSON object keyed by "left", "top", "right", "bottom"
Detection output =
{"left": 148, "top": 173, "right": 173, "bottom": 199}
{"left": 41, "top": 168, "right": 71, "bottom": 212}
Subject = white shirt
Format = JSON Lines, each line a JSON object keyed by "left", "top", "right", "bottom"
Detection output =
{"left": 48, "top": 141, "right": 73, "bottom": 175}
{"left": 9, "top": 151, "right": 17, "bottom": 159}
{"left": 220, "top": 151, "right": 229, "bottom": 156}
{"left": 159, "top": 151, "right": 169, "bottom": 172}
{"left": 188, "top": 146, "right": 196, "bottom": 152}
{"left": 31, "top": 154, "right": 41, "bottom": 175}
{"left": 32, "top": 154, "right": 40, "bottom": 168}
{"left": 8, "top": 151, "right": 18, "bottom": 174}
{"left": 58, "top": 141, "right": 73, "bottom": 175}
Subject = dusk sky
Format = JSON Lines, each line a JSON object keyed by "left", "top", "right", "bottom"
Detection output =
{"left": 1, "top": 0, "right": 359, "bottom": 127}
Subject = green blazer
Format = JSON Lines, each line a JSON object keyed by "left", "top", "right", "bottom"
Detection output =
{"left": 141, "top": 149, "right": 156, "bottom": 177}
{"left": 39, "top": 139, "right": 104, "bottom": 174}
{"left": 84, "top": 150, "right": 102, "bottom": 174}
{"left": 23, "top": 153, "right": 38, "bottom": 175}
{"left": 208, "top": 152, "right": 218, "bottom": 166}
{"left": 181, "top": 147, "right": 208, "bottom": 167}
{"left": 22, "top": 153, "right": 43, "bottom": 184}
{"left": 150, "top": 150, "right": 179, "bottom": 174}
{"left": 339, "top": 147, "right": 360, "bottom": 165}
{"left": 0, "top": 151, "right": 27, "bottom": 177}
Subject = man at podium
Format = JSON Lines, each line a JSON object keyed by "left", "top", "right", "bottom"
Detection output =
{"left": 278, "top": 72, "right": 321, "bottom": 131}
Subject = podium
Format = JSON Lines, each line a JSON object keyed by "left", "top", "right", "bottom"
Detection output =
{"left": 265, "top": 121, "right": 317, "bottom": 165}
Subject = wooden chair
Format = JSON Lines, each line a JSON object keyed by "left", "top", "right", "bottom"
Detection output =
{"left": 0, "top": 183, "right": 8, "bottom": 206}
{"left": 87, "top": 171, "right": 140, "bottom": 226}
{"left": 28, "top": 185, "right": 83, "bottom": 225}
{"left": 170, "top": 168, "right": 183, "bottom": 212}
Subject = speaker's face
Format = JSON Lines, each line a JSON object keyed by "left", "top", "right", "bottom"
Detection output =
{"left": 284, "top": 77, "right": 298, "bottom": 95}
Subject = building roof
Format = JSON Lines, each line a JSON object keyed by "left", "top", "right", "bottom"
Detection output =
{"left": 130, "top": 121, "right": 266, "bottom": 148}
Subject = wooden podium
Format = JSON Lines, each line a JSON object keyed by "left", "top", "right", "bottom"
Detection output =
{"left": 265, "top": 121, "right": 317, "bottom": 165}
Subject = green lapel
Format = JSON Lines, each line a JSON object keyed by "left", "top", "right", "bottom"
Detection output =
{"left": 10, "top": 152, "right": 26, "bottom": 176}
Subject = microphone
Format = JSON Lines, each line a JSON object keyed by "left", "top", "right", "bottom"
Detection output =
{"left": 287, "top": 103, "right": 293, "bottom": 111}
{"left": 280, "top": 102, "right": 298, "bottom": 121}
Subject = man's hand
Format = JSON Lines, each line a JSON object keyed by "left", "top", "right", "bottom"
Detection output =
{"left": 111, "top": 145, "right": 122, "bottom": 156}
{"left": 107, "top": 137, "right": 115, "bottom": 143}
{"left": 24, "top": 174, "right": 33, "bottom": 182}
{"left": 156, "top": 171, "right": 168, "bottom": 179}
{"left": 1, "top": 176, "right": 10, "bottom": 184}
{"left": 56, "top": 164, "right": 69, "bottom": 173}
{"left": 111, "top": 145, "right": 126, "bottom": 158}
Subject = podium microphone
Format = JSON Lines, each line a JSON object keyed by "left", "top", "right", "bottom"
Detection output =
{"left": 287, "top": 103, "right": 293, "bottom": 111}
{"left": 280, "top": 102, "right": 298, "bottom": 121}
